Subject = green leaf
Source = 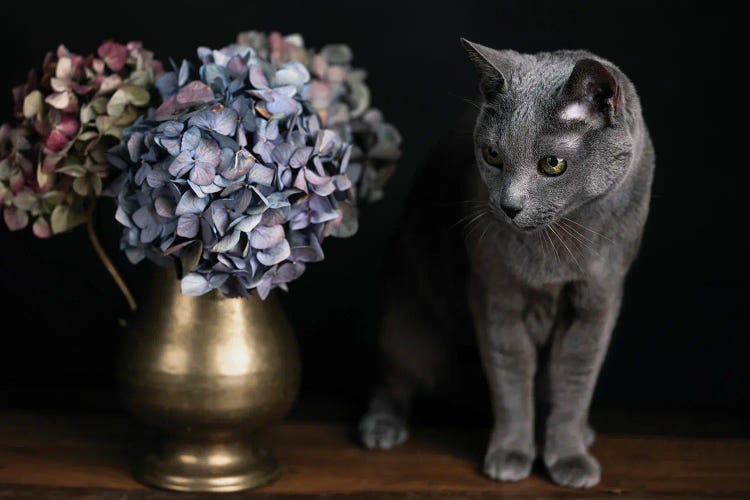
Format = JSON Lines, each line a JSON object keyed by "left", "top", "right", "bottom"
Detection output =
{"left": 0, "top": 158, "right": 11, "bottom": 179}
{"left": 50, "top": 204, "right": 87, "bottom": 234}
{"left": 77, "top": 130, "right": 99, "bottom": 141}
{"left": 36, "top": 165, "right": 51, "bottom": 190}
{"left": 95, "top": 115, "right": 115, "bottom": 134}
{"left": 104, "top": 125, "right": 122, "bottom": 139}
{"left": 95, "top": 115, "right": 123, "bottom": 138}
{"left": 113, "top": 106, "right": 138, "bottom": 126}
{"left": 12, "top": 190, "right": 37, "bottom": 211}
{"left": 50, "top": 205, "right": 69, "bottom": 234}
{"left": 106, "top": 85, "right": 150, "bottom": 116}
{"left": 80, "top": 103, "right": 97, "bottom": 124}
{"left": 128, "top": 69, "right": 152, "bottom": 88}
{"left": 88, "top": 144, "right": 107, "bottom": 163}
{"left": 56, "top": 165, "right": 87, "bottom": 178}
{"left": 42, "top": 190, "right": 66, "bottom": 205}
{"left": 90, "top": 97, "right": 108, "bottom": 115}
{"left": 91, "top": 175, "right": 103, "bottom": 196}
{"left": 180, "top": 240, "right": 204, "bottom": 275}
{"left": 72, "top": 176, "right": 90, "bottom": 196}
{"left": 23, "top": 90, "right": 44, "bottom": 119}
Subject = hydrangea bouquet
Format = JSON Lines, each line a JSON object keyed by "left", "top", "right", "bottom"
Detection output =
{"left": 0, "top": 41, "right": 162, "bottom": 237}
{"left": 109, "top": 32, "right": 401, "bottom": 299}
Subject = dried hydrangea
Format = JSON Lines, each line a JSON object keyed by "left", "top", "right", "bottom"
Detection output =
{"left": 110, "top": 33, "right": 400, "bottom": 299}
{"left": 0, "top": 41, "right": 162, "bottom": 236}
{"left": 236, "top": 31, "right": 401, "bottom": 205}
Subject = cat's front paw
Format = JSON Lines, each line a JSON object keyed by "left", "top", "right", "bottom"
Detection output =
{"left": 547, "top": 453, "right": 601, "bottom": 488}
{"left": 483, "top": 448, "right": 534, "bottom": 482}
{"left": 358, "top": 411, "right": 409, "bottom": 450}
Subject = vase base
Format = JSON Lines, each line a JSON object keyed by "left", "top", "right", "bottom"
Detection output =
{"left": 133, "top": 439, "right": 279, "bottom": 492}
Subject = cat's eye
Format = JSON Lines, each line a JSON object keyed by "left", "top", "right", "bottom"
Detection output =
{"left": 539, "top": 156, "right": 568, "bottom": 176}
{"left": 482, "top": 146, "right": 503, "bottom": 168}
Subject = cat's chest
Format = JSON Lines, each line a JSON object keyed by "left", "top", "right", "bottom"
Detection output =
{"left": 465, "top": 221, "right": 613, "bottom": 287}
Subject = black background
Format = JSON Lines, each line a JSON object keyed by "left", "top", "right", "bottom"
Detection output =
{"left": 1, "top": 2, "right": 747, "bottom": 426}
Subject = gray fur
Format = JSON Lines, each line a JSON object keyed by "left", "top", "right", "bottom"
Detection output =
{"left": 359, "top": 40, "right": 654, "bottom": 489}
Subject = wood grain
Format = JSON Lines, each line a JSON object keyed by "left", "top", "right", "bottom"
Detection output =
{"left": 0, "top": 412, "right": 748, "bottom": 498}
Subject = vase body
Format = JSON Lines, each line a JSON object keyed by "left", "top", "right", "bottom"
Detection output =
{"left": 119, "top": 268, "right": 300, "bottom": 492}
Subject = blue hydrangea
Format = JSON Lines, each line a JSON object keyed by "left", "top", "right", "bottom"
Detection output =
{"left": 108, "top": 32, "right": 400, "bottom": 299}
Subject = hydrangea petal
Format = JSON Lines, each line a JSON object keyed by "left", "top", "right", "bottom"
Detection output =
{"left": 257, "top": 239, "right": 290, "bottom": 266}
{"left": 232, "top": 213, "right": 263, "bottom": 233}
{"left": 176, "top": 81, "right": 215, "bottom": 106}
{"left": 3, "top": 207, "right": 29, "bottom": 231}
{"left": 212, "top": 230, "right": 241, "bottom": 253}
{"left": 168, "top": 151, "right": 195, "bottom": 177}
{"left": 176, "top": 191, "right": 209, "bottom": 215}
{"left": 32, "top": 217, "right": 53, "bottom": 238}
{"left": 249, "top": 65, "right": 269, "bottom": 89}
{"left": 274, "top": 62, "right": 310, "bottom": 88}
{"left": 250, "top": 224, "right": 285, "bottom": 249}
{"left": 189, "top": 106, "right": 238, "bottom": 136}
{"left": 181, "top": 273, "right": 212, "bottom": 296}
{"left": 177, "top": 214, "right": 200, "bottom": 238}
{"left": 154, "top": 197, "right": 176, "bottom": 218}
{"left": 247, "top": 163, "right": 275, "bottom": 186}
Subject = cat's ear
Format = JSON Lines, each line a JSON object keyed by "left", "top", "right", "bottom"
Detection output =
{"left": 461, "top": 38, "right": 515, "bottom": 101}
{"left": 559, "top": 58, "right": 621, "bottom": 124}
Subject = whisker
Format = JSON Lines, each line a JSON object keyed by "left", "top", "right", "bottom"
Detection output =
{"left": 464, "top": 213, "right": 487, "bottom": 242}
{"left": 440, "top": 200, "right": 488, "bottom": 208}
{"left": 562, "top": 217, "right": 613, "bottom": 242}
{"left": 463, "top": 211, "right": 486, "bottom": 230}
{"left": 441, "top": 200, "right": 486, "bottom": 205}
{"left": 478, "top": 221, "right": 491, "bottom": 246}
{"left": 450, "top": 209, "right": 485, "bottom": 230}
{"left": 550, "top": 223, "right": 583, "bottom": 272}
{"left": 450, "top": 92, "right": 484, "bottom": 111}
{"left": 559, "top": 219, "right": 595, "bottom": 245}
{"left": 462, "top": 98, "right": 481, "bottom": 110}
{"left": 562, "top": 221, "right": 604, "bottom": 259}
{"left": 543, "top": 227, "right": 560, "bottom": 263}
{"left": 557, "top": 221, "right": 596, "bottom": 254}
{"left": 537, "top": 231, "right": 547, "bottom": 267}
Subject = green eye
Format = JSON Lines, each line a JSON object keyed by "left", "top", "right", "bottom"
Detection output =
{"left": 539, "top": 156, "right": 568, "bottom": 176}
{"left": 482, "top": 145, "right": 503, "bottom": 168}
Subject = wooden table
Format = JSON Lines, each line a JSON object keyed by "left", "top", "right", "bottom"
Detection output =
{"left": 1, "top": 412, "right": 749, "bottom": 498}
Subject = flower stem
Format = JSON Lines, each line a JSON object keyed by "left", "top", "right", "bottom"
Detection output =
{"left": 86, "top": 199, "right": 137, "bottom": 312}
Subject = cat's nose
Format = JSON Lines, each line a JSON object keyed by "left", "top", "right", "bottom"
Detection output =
{"left": 500, "top": 204, "right": 522, "bottom": 219}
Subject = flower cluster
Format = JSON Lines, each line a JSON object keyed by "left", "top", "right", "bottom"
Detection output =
{"left": 110, "top": 32, "right": 400, "bottom": 298}
{"left": 236, "top": 31, "right": 401, "bottom": 204}
{"left": 0, "top": 41, "right": 162, "bottom": 236}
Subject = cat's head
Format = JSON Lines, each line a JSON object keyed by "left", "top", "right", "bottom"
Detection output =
{"left": 462, "top": 39, "right": 637, "bottom": 231}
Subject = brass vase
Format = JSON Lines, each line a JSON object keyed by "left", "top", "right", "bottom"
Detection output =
{"left": 119, "top": 268, "right": 300, "bottom": 492}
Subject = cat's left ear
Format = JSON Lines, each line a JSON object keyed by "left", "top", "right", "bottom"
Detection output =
{"left": 559, "top": 58, "right": 621, "bottom": 124}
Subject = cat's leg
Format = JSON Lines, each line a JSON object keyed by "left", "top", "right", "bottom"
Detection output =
{"left": 583, "top": 423, "right": 596, "bottom": 448}
{"left": 359, "top": 371, "right": 413, "bottom": 450}
{"left": 472, "top": 286, "right": 537, "bottom": 482}
{"left": 359, "top": 299, "right": 441, "bottom": 450}
{"left": 544, "top": 281, "right": 622, "bottom": 488}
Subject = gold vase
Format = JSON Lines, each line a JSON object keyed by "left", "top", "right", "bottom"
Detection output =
{"left": 119, "top": 267, "right": 300, "bottom": 492}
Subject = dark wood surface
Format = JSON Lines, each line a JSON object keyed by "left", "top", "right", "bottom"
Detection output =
{"left": 1, "top": 412, "right": 749, "bottom": 498}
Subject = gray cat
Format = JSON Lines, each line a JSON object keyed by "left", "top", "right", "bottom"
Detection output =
{"left": 358, "top": 39, "right": 654, "bottom": 488}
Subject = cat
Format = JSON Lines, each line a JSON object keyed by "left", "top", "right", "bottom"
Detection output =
{"left": 358, "top": 39, "right": 654, "bottom": 488}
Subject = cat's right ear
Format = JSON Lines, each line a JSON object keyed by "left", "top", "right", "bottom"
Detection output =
{"left": 460, "top": 38, "right": 515, "bottom": 100}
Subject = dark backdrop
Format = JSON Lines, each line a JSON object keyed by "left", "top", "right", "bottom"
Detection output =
{"left": 1, "top": 2, "right": 747, "bottom": 423}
